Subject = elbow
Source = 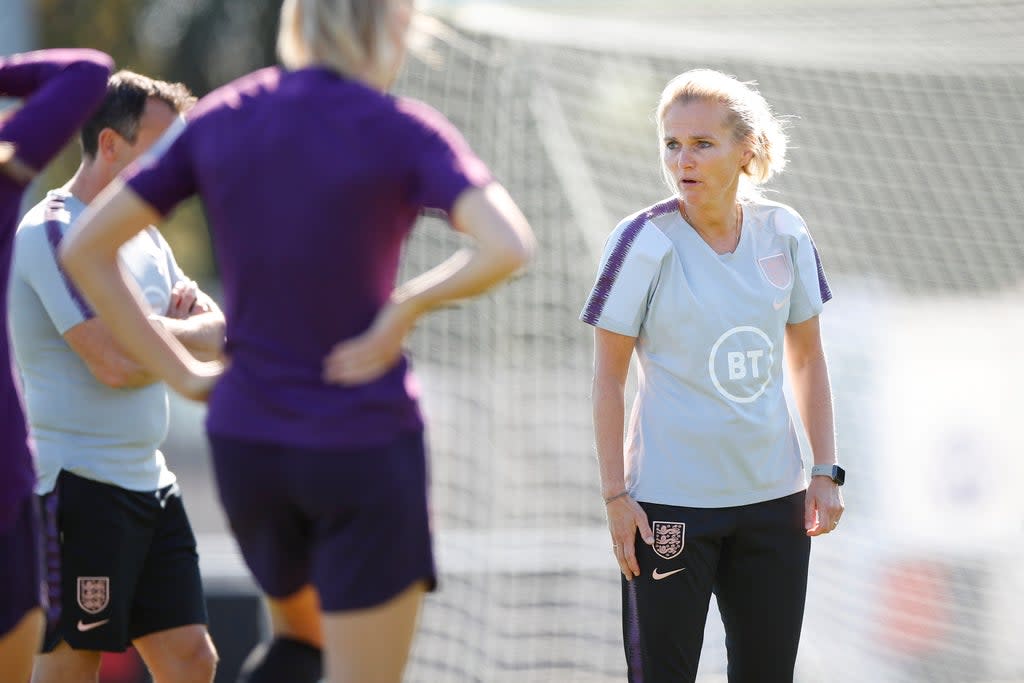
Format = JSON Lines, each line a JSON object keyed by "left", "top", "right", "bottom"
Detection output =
{"left": 92, "top": 365, "right": 132, "bottom": 389}
{"left": 500, "top": 222, "right": 537, "bottom": 276}
{"left": 516, "top": 229, "right": 537, "bottom": 269}
{"left": 788, "top": 349, "right": 827, "bottom": 375}
{"left": 69, "top": 49, "right": 114, "bottom": 81}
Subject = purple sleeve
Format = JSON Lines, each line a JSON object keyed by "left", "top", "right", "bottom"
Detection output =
{"left": 398, "top": 98, "right": 493, "bottom": 214}
{"left": 124, "top": 121, "right": 196, "bottom": 216}
{"left": 0, "top": 49, "right": 113, "bottom": 173}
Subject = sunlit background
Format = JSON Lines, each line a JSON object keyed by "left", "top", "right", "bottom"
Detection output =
{"left": 5, "top": 1, "right": 1024, "bottom": 681}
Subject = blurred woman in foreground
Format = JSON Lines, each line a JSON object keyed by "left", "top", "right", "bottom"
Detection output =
{"left": 60, "top": 2, "right": 534, "bottom": 681}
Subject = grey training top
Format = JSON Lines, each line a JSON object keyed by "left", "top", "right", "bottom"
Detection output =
{"left": 581, "top": 197, "right": 832, "bottom": 508}
{"left": 11, "top": 189, "right": 181, "bottom": 494}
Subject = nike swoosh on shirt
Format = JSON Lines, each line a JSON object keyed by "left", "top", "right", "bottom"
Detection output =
{"left": 77, "top": 619, "right": 110, "bottom": 632}
{"left": 773, "top": 297, "right": 790, "bottom": 311}
{"left": 652, "top": 567, "right": 686, "bottom": 580}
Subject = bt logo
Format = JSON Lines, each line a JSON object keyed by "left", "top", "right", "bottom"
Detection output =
{"left": 708, "top": 326, "right": 774, "bottom": 403}
{"left": 727, "top": 349, "right": 766, "bottom": 380}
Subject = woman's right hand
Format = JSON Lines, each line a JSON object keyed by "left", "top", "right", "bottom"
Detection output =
{"left": 322, "top": 299, "right": 419, "bottom": 386}
{"left": 607, "top": 495, "right": 654, "bottom": 580}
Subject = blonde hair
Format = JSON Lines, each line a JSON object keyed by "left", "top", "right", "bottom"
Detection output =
{"left": 277, "top": 0, "right": 400, "bottom": 79}
{"left": 656, "top": 69, "right": 789, "bottom": 202}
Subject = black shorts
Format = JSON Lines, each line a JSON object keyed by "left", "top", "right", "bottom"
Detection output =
{"left": 623, "top": 491, "right": 811, "bottom": 683}
{"left": 39, "top": 471, "right": 207, "bottom": 652}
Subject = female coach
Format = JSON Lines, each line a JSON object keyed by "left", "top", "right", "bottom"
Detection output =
{"left": 581, "top": 69, "right": 844, "bottom": 683}
{"left": 59, "top": 1, "right": 534, "bottom": 682}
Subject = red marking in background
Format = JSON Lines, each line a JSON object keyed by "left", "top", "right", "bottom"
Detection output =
{"left": 877, "top": 560, "right": 952, "bottom": 656}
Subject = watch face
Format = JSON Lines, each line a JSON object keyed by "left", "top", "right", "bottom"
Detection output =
{"left": 833, "top": 465, "right": 846, "bottom": 486}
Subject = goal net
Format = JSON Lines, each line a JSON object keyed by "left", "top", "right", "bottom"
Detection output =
{"left": 393, "top": 2, "right": 1024, "bottom": 681}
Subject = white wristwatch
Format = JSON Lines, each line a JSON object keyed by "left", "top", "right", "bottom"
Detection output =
{"left": 811, "top": 463, "right": 846, "bottom": 486}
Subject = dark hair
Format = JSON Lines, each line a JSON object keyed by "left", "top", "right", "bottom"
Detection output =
{"left": 80, "top": 70, "right": 196, "bottom": 159}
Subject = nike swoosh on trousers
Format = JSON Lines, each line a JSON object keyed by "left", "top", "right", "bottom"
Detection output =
{"left": 652, "top": 567, "right": 686, "bottom": 580}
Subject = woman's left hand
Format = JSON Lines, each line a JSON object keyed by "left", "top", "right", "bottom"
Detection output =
{"left": 805, "top": 476, "right": 845, "bottom": 536}
{"left": 322, "top": 300, "right": 419, "bottom": 385}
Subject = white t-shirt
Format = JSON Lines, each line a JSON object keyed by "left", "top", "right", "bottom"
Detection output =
{"left": 581, "top": 197, "right": 832, "bottom": 508}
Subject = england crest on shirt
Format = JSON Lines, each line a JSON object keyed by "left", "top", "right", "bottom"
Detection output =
{"left": 652, "top": 521, "right": 685, "bottom": 560}
{"left": 757, "top": 252, "right": 793, "bottom": 290}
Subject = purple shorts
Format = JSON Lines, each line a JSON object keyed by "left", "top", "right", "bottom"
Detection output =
{"left": 208, "top": 430, "right": 435, "bottom": 612}
{"left": 0, "top": 494, "right": 43, "bottom": 636}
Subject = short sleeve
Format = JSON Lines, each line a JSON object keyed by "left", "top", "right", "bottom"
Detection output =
{"left": 580, "top": 220, "right": 670, "bottom": 337}
{"left": 14, "top": 218, "right": 93, "bottom": 334}
{"left": 124, "top": 116, "right": 196, "bottom": 217}
{"left": 147, "top": 227, "right": 188, "bottom": 286}
{"left": 397, "top": 98, "right": 493, "bottom": 214}
{"left": 787, "top": 220, "right": 832, "bottom": 324}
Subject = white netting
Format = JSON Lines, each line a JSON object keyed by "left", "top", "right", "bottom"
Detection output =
{"left": 394, "top": 3, "right": 1024, "bottom": 681}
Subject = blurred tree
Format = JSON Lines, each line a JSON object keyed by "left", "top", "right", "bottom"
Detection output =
{"left": 37, "top": 0, "right": 152, "bottom": 73}
{"left": 32, "top": 0, "right": 282, "bottom": 282}
{"left": 37, "top": 0, "right": 280, "bottom": 110}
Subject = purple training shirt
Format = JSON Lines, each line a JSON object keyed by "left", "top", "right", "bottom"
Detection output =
{"left": 126, "top": 66, "right": 492, "bottom": 449}
{"left": 0, "top": 49, "right": 112, "bottom": 528}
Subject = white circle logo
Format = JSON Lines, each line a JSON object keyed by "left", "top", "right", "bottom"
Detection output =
{"left": 708, "top": 326, "right": 774, "bottom": 403}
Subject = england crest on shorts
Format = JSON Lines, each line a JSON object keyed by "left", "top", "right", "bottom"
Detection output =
{"left": 77, "top": 577, "right": 109, "bottom": 614}
{"left": 758, "top": 253, "right": 793, "bottom": 290}
{"left": 652, "top": 521, "right": 685, "bottom": 560}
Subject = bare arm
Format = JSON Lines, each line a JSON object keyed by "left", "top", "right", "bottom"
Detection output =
{"left": 323, "top": 182, "right": 535, "bottom": 384}
{"left": 59, "top": 181, "right": 222, "bottom": 401}
{"left": 152, "top": 311, "right": 225, "bottom": 362}
{"left": 0, "top": 141, "right": 34, "bottom": 185}
{"left": 785, "top": 315, "right": 844, "bottom": 535}
{"left": 593, "top": 327, "right": 654, "bottom": 580}
{"left": 593, "top": 328, "right": 634, "bottom": 501}
{"left": 65, "top": 306, "right": 225, "bottom": 387}
{"left": 152, "top": 283, "right": 225, "bottom": 361}
{"left": 785, "top": 315, "right": 836, "bottom": 470}
{"left": 400, "top": 182, "right": 535, "bottom": 308}
{"left": 64, "top": 318, "right": 158, "bottom": 389}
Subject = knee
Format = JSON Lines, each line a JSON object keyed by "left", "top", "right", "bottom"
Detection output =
{"left": 187, "top": 633, "right": 219, "bottom": 682}
{"left": 165, "top": 631, "right": 218, "bottom": 683}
